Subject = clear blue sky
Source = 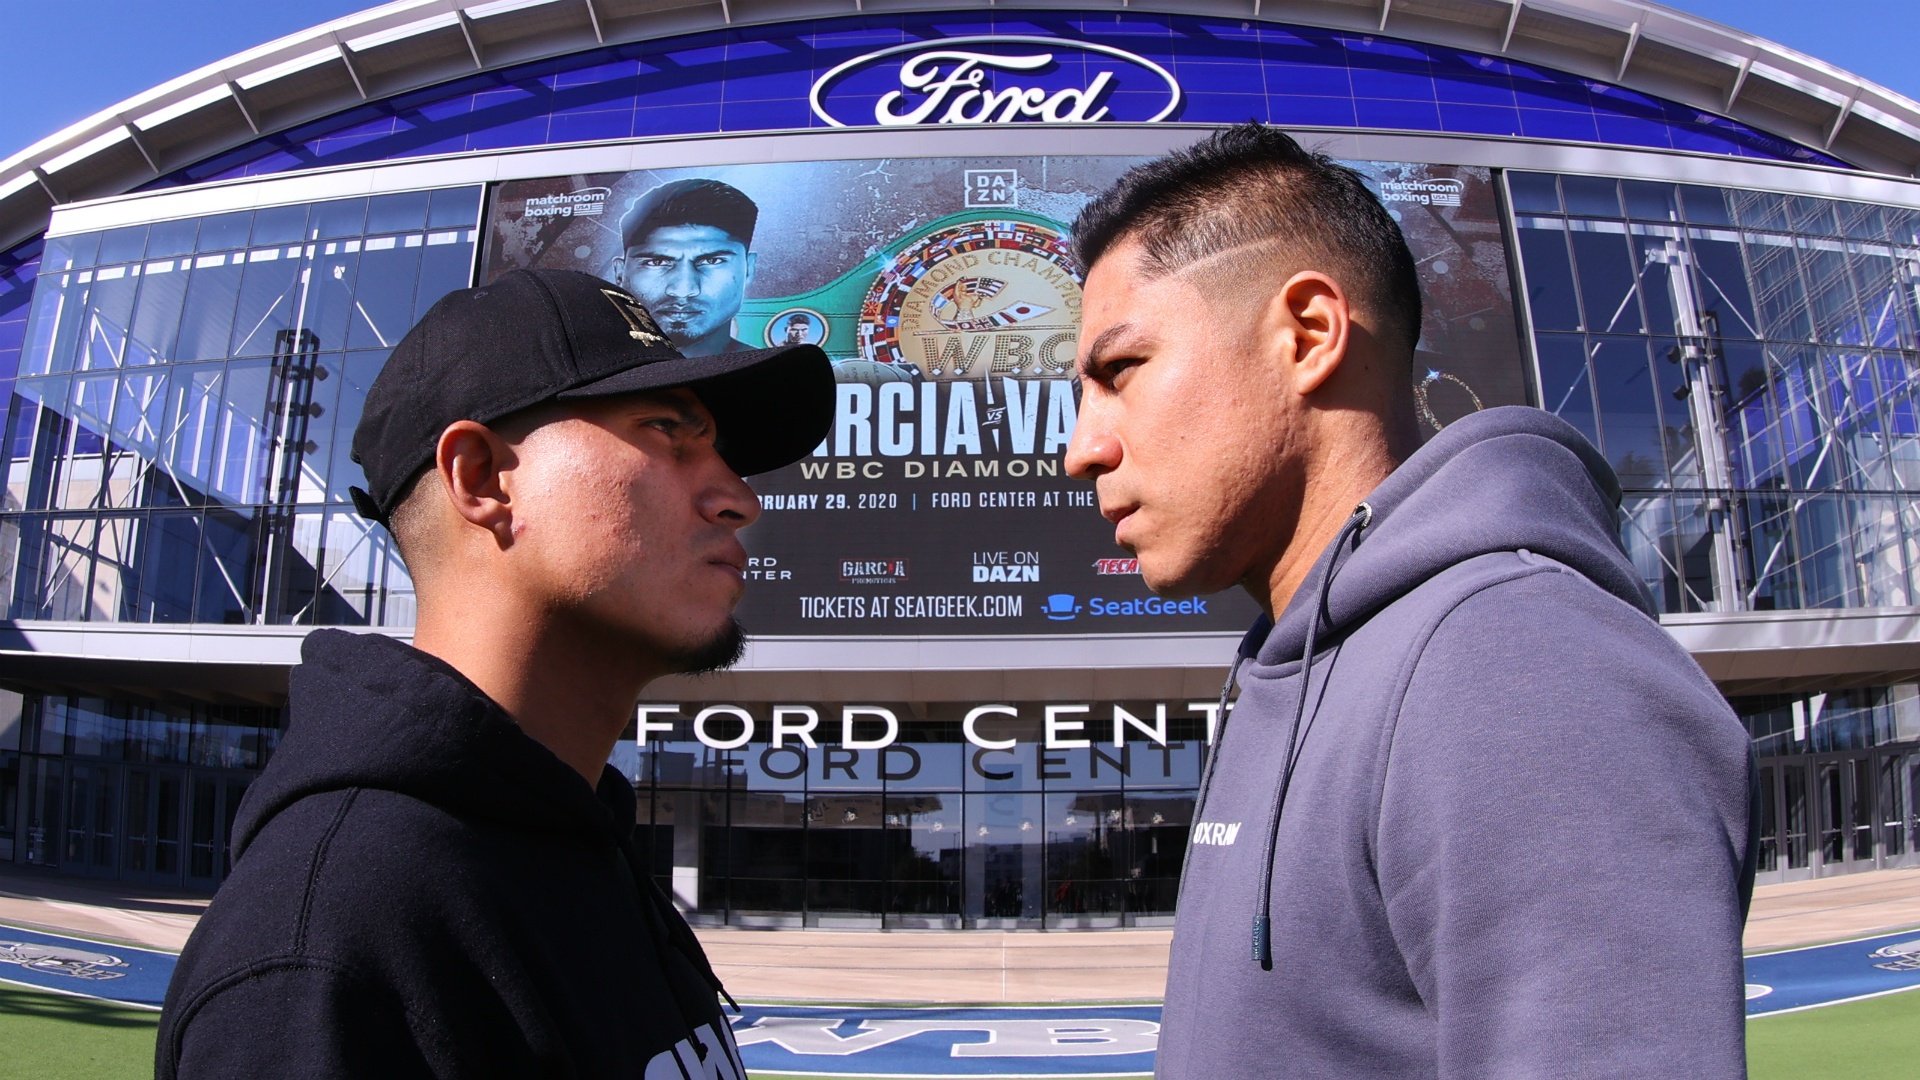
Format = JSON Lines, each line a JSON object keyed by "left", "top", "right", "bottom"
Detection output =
{"left": 0, "top": 1, "right": 1914, "bottom": 160}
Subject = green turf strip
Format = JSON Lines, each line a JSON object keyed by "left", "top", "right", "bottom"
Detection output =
{"left": 0, "top": 983, "right": 158, "bottom": 1080}
{"left": 1747, "top": 985, "right": 1920, "bottom": 1080}
{"left": 6, "top": 976, "right": 1917, "bottom": 1080}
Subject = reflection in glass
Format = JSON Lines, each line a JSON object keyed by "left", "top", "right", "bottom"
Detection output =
{"left": 0, "top": 199, "right": 479, "bottom": 628}
{"left": 965, "top": 791, "right": 1042, "bottom": 926}
{"left": 887, "top": 792, "right": 961, "bottom": 927}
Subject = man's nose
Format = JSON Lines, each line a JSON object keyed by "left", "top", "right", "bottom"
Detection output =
{"left": 1064, "top": 401, "right": 1120, "bottom": 479}
{"left": 706, "top": 459, "right": 762, "bottom": 529}
{"left": 666, "top": 261, "right": 700, "bottom": 297}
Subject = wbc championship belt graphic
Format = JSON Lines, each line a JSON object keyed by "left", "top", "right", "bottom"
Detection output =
{"left": 857, "top": 217, "right": 1083, "bottom": 380}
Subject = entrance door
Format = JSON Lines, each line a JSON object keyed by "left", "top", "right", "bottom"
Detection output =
{"left": 1876, "top": 750, "right": 1914, "bottom": 869}
{"left": 122, "top": 767, "right": 186, "bottom": 884}
{"left": 185, "top": 773, "right": 251, "bottom": 889}
{"left": 1753, "top": 757, "right": 1814, "bottom": 886}
{"left": 61, "top": 764, "right": 119, "bottom": 877}
{"left": 1812, "top": 753, "right": 1888, "bottom": 876}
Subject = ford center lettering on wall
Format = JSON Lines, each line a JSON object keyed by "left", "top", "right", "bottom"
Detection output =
{"left": 810, "top": 36, "right": 1182, "bottom": 127}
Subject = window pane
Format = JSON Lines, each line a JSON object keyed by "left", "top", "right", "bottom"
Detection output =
{"left": 310, "top": 198, "right": 368, "bottom": 240}
{"left": 97, "top": 226, "right": 149, "bottom": 266}
{"left": 174, "top": 255, "right": 245, "bottom": 362}
{"left": 415, "top": 231, "right": 475, "bottom": 319}
{"left": 132, "top": 509, "right": 201, "bottom": 622}
{"left": 194, "top": 506, "right": 257, "bottom": 623}
{"left": 1622, "top": 180, "right": 1678, "bottom": 222}
{"left": 262, "top": 510, "right": 327, "bottom": 625}
{"left": 1570, "top": 225, "right": 1645, "bottom": 334}
{"left": 1560, "top": 175, "right": 1621, "bottom": 218}
{"left": 147, "top": 219, "right": 199, "bottom": 259}
{"left": 1516, "top": 223, "right": 1580, "bottom": 332}
{"left": 196, "top": 212, "right": 252, "bottom": 253}
{"left": 129, "top": 258, "right": 189, "bottom": 362}
{"left": 1533, "top": 333, "right": 1599, "bottom": 446}
{"left": 250, "top": 205, "right": 309, "bottom": 247}
{"left": 1588, "top": 336, "right": 1664, "bottom": 487}
{"left": 1679, "top": 185, "right": 1734, "bottom": 227}
{"left": 77, "top": 266, "right": 139, "bottom": 371}
{"left": 298, "top": 242, "right": 360, "bottom": 352}
{"left": 365, "top": 192, "right": 430, "bottom": 235}
{"left": 292, "top": 354, "right": 346, "bottom": 505}
{"left": 427, "top": 187, "right": 482, "bottom": 229}
{"left": 21, "top": 270, "right": 89, "bottom": 376}
{"left": 1733, "top": 191, "right": 1789, "bottom": 233}
{"left": 347, "top": 238, "right": 424, "bottom": 350}
{"left": 323, "top": 351, "right": 384, "bottom": 503}
{"left": 1688, "top": 235, "right": 1759, "bottom": 341}
{"left": 1506, "top": 172, "right": 1560, "bottom": 214}
{"left": 212, "top": 359, "right": 273, "bottom": 505}
{"left": 228, "top": 249, "right": 303, "bottom": 358}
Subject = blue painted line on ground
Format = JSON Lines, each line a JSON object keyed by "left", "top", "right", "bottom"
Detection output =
{"left": 0, "top": 922, "right": 175, "bottom": 1010}
{"left": 1744, "top": 929, "right": 1920, "bottom": 1017}
{"left": 730, "top": 1003, "right": 1160, "bottom": 1078}
{"left": 8, "top": 920, "right": 1920, "bottom": 1074}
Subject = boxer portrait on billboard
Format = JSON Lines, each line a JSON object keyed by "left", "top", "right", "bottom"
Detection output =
{"left": 611, "top": 178, "right": 760, "bottom": 356}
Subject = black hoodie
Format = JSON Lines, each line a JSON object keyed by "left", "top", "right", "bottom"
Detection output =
{"left": 156, "top": 629, "right": 744, "bottom": 1079}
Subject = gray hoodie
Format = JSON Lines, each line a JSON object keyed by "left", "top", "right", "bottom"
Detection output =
{"left": 1157, "top": 406, "right": 1753, "bottom": 1079}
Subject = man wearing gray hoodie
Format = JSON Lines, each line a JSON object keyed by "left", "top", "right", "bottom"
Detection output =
{"left": 1065, "top": 124, "right": 1754, "bottom": 1078}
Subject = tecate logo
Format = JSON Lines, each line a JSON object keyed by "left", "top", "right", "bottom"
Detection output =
{"left": 810, "top": 36, "right": 1182, "bottom": 128}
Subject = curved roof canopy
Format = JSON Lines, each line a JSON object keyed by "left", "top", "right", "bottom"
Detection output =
{"left": 4, "top": 0, "right": 1918, "bottom": 253}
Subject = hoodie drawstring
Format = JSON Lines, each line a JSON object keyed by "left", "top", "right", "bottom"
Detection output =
{"left": 1253, "top": 502, "right": 1372, "bottom": 968}
{"left": 1175, "top": 652, "right": 1251, "bottom": 912}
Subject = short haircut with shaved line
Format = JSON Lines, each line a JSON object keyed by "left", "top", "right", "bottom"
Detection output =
{"left": 1071, "top": 122, "right": 1423, "bottom": 358}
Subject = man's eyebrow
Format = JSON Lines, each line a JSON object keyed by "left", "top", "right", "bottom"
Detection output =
{"left": 628, "top": 246, "right": 734, "bottom": 260}
{"left": 1077, "top": 322, "right": 1137, "bottom": 379}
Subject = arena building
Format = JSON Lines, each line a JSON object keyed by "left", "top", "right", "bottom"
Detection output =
{"left": 0, "top": 0, "right": 1917, "bottom": 926}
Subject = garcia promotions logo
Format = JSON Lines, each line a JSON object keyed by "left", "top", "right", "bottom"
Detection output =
{"left": 810, "top": 37, "right": 1181, "bottom": 128}
{"left": 859, "top": 218, "right": 1082, "bottom": 381}
{"left": 842, "top": 558, "right": 910, "bottom": 585}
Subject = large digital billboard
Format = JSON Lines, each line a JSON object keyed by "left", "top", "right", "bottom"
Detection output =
{"left": 483, "top": 154, "right": 1523, "bottom": 635}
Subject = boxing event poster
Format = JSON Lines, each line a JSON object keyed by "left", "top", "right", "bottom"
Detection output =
{"left": 482, "top": 156, "right": 1524, "bottom": 635}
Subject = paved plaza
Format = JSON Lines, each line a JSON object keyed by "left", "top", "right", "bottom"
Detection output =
{"left": 3, "top": 863, "right": 1916, "bottom": 1003}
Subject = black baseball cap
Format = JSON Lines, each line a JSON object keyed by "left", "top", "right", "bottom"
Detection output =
{"left": 348, "top": 267, "right": 831, "bottom": 525}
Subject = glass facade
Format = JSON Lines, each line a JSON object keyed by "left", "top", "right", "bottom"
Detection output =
{"left": 2, "top": 691, "right": 276, "bottom": 883}
{"left": 1734, "top": 687, "right": 1920, "bottom": 881}
{"left": 1511, "top": 174, "right": 1920, "bottom": 615}
{"left": 1, "top": 190, "right": 481, "bottom": 625}
{"left": 632, "top": 704, "right": 1205, "bottom": 928}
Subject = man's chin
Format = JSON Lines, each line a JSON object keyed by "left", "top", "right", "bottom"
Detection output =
{"left": 666, "top": 619, "right": 747, "bottom": 676}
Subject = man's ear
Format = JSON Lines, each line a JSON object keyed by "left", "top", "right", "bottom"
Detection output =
{"left": 434, "top": 420, "right": 516, "bottom": 543}
{"left": 741, "top": 249, "right": 758, "bottom": 288}
{"left": 1264, "top": 270, "right": 1351, "bottom": 397}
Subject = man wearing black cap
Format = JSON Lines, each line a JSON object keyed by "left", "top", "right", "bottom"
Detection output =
{"left": 155, "top": 268, "right": 831, "bottom": 1079}
{"left": 613, "top": 178, "right": 761, "bottom": 356}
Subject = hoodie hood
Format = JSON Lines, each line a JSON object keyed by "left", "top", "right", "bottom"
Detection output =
{"left": 232, "top": 629, "right": 625, "bottom": 861}
{"left": 1244, "top": 405, "right": 1647, "bottom": 668}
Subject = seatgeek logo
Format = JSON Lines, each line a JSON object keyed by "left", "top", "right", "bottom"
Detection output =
{"left": 1040, "top": 593, "right": 1209, "bottom": 621}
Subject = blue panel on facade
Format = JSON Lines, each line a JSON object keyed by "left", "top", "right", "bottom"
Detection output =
{"left": 104, "top": 10, "right": 1838, "bottom": 195}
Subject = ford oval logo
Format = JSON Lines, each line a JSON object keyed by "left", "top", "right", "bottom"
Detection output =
{"left": 810, "top": 36, "right": 1182, "bottom": 128}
